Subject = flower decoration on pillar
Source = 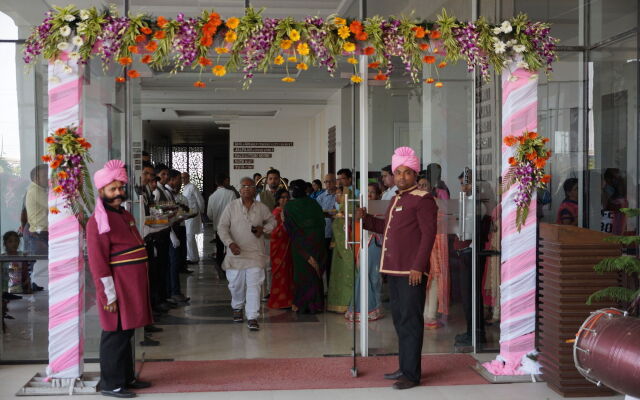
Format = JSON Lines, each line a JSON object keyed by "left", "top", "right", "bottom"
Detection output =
{"left": 503, "top": 131, "right": 552, "bottom": 232}
{"left": 43, "top": 126, "right": 95, "bottom": 224}
{"left": 23, "top": 5, "right": 558, "bottom": 89}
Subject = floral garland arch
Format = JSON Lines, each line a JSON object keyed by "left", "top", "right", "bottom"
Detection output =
{"left": 24, "top": 5, "right": 557, "bottom": 89}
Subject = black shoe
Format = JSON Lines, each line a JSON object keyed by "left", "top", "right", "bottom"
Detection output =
{"left": 126, "top": 379, "right": 151, "bottom": 389}
{"left": 101, "top": 388, "right": 136, "bottom": 398}
{"left": 233, "top": 309, "right": 243, "bottom": 323}
{"left": 392, "top": 377, "right": 419, "bottom": 390}
{"left": 247, "top": 319, "right": 260, "bottom": 331}
{"left": 139, "top": 335, "right": 160, "bottom": 347}
{"left": 186, "top": 260, "right": 198, "bottom": 265}
{"left": 144, "top": 325, "right": 163, "bottom": 333}
{"left": 3, "top": 293, "right": 22, "bottom": 300}
{"left": 261, "top": 294, "right": 270, "bottom": 303}
{"left": 383, "top": 369, "right": 404, "bottom": 380}
{"left": 31, "top": 283, "right": 44, "bottom": 292}
{"left": 3, "top": 314, "right": 14, "bottom": 320}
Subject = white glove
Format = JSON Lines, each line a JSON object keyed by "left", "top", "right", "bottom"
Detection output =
{"left": 169, "top": 230, "right": 180, "bottom": 248}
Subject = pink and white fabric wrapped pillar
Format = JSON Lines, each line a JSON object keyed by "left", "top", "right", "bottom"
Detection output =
{"left": 483, "top": 63, "right": 539, "bottom": 375}
{"left": 45, "top": 56, "right": 85, "bottom": 380}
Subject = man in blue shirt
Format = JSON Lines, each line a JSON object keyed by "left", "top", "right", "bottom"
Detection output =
{"left": 315, "top": 173, "right": 337, "bottom": 286}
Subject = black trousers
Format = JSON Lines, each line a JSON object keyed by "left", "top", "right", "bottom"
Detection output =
{"left": 99, "top": 326, "right": 135, "bottom": 391}
{"left": 144, "top": 239, "right": 160, "bottom": 308}
{"left": 215, "top": 234, "right": 226, "bottom": 268}
{"left": 457, "top": 249, "right": 485, "bottom": 336}
{"left": 387, "top": 274, "right": 426, "bottom": 383}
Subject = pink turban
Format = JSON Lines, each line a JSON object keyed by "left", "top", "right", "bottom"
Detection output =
{"left": 391, "top": 146, "right": 420, "bottom": 173}
{"left": 93, "top": 160, "right": 128, "bottom": 234}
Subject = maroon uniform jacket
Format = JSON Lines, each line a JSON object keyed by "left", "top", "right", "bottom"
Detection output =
{"left": 86, "top": 204, "right": 153, "bottom": 331}
{"left": 363, "top": 185, "right": 438, "bottom": 276}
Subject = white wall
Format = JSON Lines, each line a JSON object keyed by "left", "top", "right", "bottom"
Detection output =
{"left": 229, "top": 118, "right": 312, "bottom": 186}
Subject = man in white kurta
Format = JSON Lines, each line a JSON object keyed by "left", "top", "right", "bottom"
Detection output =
{"left": 207, "top": 175, "right": 237, "bottom": 274}
{"left": 217, "top": 177, "right": 276, "bottom": 331}
{"left": 182, "top": 172, "right": 205, "bottom": 263}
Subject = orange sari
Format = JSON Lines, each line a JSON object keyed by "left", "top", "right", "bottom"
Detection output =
{"left": 268, "top": 207, "right": 294, "bottom": 309}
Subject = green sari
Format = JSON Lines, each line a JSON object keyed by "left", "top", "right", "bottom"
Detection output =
{"left": 327, "top": 217, "right": 355, "bottom": 313}
{"left": 283, "top": 196, "right": 327, "bottom": 313}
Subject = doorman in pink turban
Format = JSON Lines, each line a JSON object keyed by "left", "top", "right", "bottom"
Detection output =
{"left": 357, "top": 147, "right": 438, "bottom": 389}
{"left": 86, "top": 160, "right": 153, "bottom": 397}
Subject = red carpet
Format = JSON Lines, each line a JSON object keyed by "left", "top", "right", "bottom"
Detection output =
{"left": 136, "top": 354, "right": 487, "bottom": 393}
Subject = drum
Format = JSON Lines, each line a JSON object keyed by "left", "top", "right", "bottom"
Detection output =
{"left": 573, "top": 308, "right": 640, "bottom": 397}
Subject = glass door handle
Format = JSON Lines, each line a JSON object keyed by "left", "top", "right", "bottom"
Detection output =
{"left": 344, "top": 193, "right": 349, "bottom": 249}
{"left": 458, "top": 191, "right": 465, "bottom": 239}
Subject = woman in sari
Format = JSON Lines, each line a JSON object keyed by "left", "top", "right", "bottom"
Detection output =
{"left": 345, "top": 183, "right": 384, "bottom": 321}
{"left": 283, "top": 180, "right": 326, "bottom": 313}
{"left": 268, "top": 189, "right": 294, "bottom": 309}
{"left": 327, "top": 186, "right": 355, "bottom": 313}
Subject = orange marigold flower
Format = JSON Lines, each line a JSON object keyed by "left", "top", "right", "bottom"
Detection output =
{"left": 193, "top": 81, "right": 206, "bottom": 88}
{"left": 45, "top": 136, "right": 56, "bottom": 144}
{"left": 209, "top": 12, "right": 221, "bottom": 22}
{"left": 437, "top": 61, "right": 447, "bottom": 68}
{"left": 55, "top": 128, "right": 66, "bottom": 135}
{"left": 412, "top": 26, "right": 426, "bottom": 38}
{"left": 508, "top": 157, "right": 517, "bottom": 166}
{"left": 118, "top": 56, "right": 133, "bottom": 66}
{"left": 141, "top": 55, "right": 152, "bottom": 64}
{"left": 55, "top": 154, "right": 64, "bottom": 161}
{"left": 424, "top": 78, "right": 435, "bottom": 84}
{"left": 543, "top": 137, "right": 550, "bottom": 143}
{"left": 519, "top": 136, "right": 527, "bottom": 144}
{"left": 423, "top": 55, "right": 436, "bottom": 64}
{"left": 157, "top": 16, "right": 168, "bottom": 28}
{"left": 198, "top": 57, "right": 213, "bottom": 67}
{"left": 81, "top": 142, "right": 92, "bottom": 149}
{"left": 203, "top": 23, "right": 217, "bottom": 35}
{"left": 141, "top": 27, "right": 152, "bottom": 35}
{"left": 49, "top": 206, "right": 60, "bottom": 214}
{"left": 127, "top": 69, "right": 141, "bottom": 79}
{"left": 503, "top": 136, "right": 518, "bottom": 146}
{"left": 212, "top": 65, "right": 226, "bottom": 77}
{"left": 115, "top": 76, "right": 126, "bottom": 83}
{"left": 546, "top": 150, "right": 553, "bottom": 158}
{"left": 355, "top": 31, "right": 368, "bottom": 41}
{"left": 419, "top": 43, "right": 430, "bottom": 51}
{"left": 226, "top": 17, "right": 240, "bottom": 30}
{"left": 435, "top": 82, "right": 444, "bottom": 88}
{"left": 128, "top": 45, "right": 139, "bottom": 54}
{"left": 429, "top": 30, "right": 442, "bottom": 39}
{"left": 349, "top": 21, "right": 363, "bottom": 34}
{"left": 50, "top": 160, "right": 61, "bottom": 169}
{"left": 225, "top": 30, "right": 237, "bottom": 43}
{"left": 526, "top": 151, "right": 536, "bottom": 161}
{"left": 528, "top": 131, "right": 538, "bottom": 139}
{"left": 57, "top": 171, "right": 68, "bottom": 179}
{"left": 350, "top": 74, "right": 363, "bottom": 83}
{"left": 281, "top": 76, "right": 296, "bottom": 83}
{"left": 135, "top": 34, "right": 146, "bottom": 43}
{"left": 41, "top": 155, "right": 52, "bottom": 162}
{"left": 53, "top": 185, "right": 63, "bottom": 193}
{"left": 145, "top": 41, "right": 158, "bottom": 52}
{"left": 363, "top": 46, "right": 375, "bottom": 56}
{"left": 201, "top": 35, "right": 213, "bottom": 47}
{"left": 541, "top": 174, "right": 551, "bottom": 184}
{"left": 535, "top": 158, "right": 547, "bottom": 169}
{"left": 334, "top": 17, "right": 347, "bottom": 26}
{"left": 77, "top": 137, "right": 85, "bottom": 142}
{"left": 374, "top": 72, "right": 387, "bottom": 81}
{"left": 368, "top": 62, "right": 380, "bottom": 69}
{"left": 154, "top": 30, "right": 166, "bottom": 39}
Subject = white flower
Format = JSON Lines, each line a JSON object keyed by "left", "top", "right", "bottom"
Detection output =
{"left": 516, "top": 60, "right": 529, "bottom": 69}
{"left": 72, "top": 36, "right": 84, "bottom": 47}
{"left": 513, "top": 44, "right": 526, "bottom": 53}
{"left": 57, "top": 42, "right": 70, "bottom": 51}
{"left": 494, "top": 41, "right": 507, "bottom": 54}
{"left": 501, "top": 20, "right": 513, "bottom": 33}
{"left": 48, "top": 76, "right": 61, "bottom": 84}
{"left": 492, "top": 27, "right": 502, "bottom": 35}
{"left": 77, "top": 22, "right": 87, "bottom": 32}
{"left": 80, "top": 9, "right": 91, "bottom": 20}
{"left": 64, "top": 14, "right": 76, "bottom": 22}
{"left": 68, "top": 51, "right": 80, "bottom": 60}
{"left": 63, "top": 64, "right": 73, "bottom": 74}
{"left": 60, "top": 26, "right": 71, "bottom": 37}
{"left": 507, "top": 39, "right": 517, "bottom": 47}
